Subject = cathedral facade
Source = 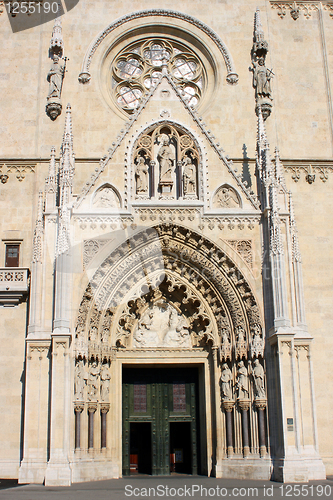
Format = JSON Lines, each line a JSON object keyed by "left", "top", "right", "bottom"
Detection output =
{"left": 0, "top": 0, "right": 332, "bottom": 486}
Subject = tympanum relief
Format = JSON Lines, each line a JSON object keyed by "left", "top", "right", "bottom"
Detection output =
{"left": 93, "top": 185, "right": 121, "bottom": 209}
{"left": 213, "top": 185, "right": 241, "bottom": 209}
{"left": 133, "top": 301, "right": 191, "bottom": 348}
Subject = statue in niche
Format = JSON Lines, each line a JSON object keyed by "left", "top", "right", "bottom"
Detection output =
{"left": 135, "top": 157, "right": 149, "bottom": 194}
{"left": 87, "top": 361, "right": 100, "bottom": 401}
{"left": 252, "top": 56, "right": 272, "bottom": 99}
{"left": 94, "top": 187, "right": 118, "bottom": 208}
{"left": 183, "top": 157, "right": 196, "bottom": 196}
{"left": 100, "top": 364, "right": 111, "bottom": 402}
{"left": 236, "top": 360, "right": 249, "bottom": 400}
{"left": 220, "top": 328, "right": 232, "bottom": 361}
{"left": 215, "top": 186, "right": 240, "bottom": 208}
{"left": 47, "top": 54, "right": 65, "bottom": 100}
{"left": 252, "top": 359, "right": 266, "bottom": 399}
{"left": 74, "top": 359, "right": 87, "bottom": 400}
{"left": 221, "top": 363, "right": 233, "bottom": 400}
{"left": 89, "top": 325, "right": 98, "bottom": 342}
{"left": 251, "top": 324, "right": 265, "bottom": 358}
{"left": 157, "top": 135, "right": 174, "bottom": 183}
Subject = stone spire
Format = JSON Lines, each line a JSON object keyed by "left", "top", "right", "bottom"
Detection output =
{"left": 32, "top": 191, "right": 44, "bottom": 264}
{"left": 56, "top": 104, "right": 74, "bottom": 256}
{"left": 49, "top": 16, "right": 63, "bottom": 57}
{"left": 45, "top": 146, "right": 57, "bottom": 211}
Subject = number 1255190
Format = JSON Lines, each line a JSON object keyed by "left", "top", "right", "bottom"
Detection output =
{"left": 5, "top": 2, "right": 60, "bottom": 15}
{"left": 279, "top": 484, "right": 332, "bottom": 497}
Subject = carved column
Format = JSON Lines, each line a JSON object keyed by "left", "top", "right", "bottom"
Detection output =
{"left": 255, "top": 400, "right": 267, "bottom": 457}
{"left": 213, "top": 347, "right": 223, "bottom": 472}
{"left": 150, "top": 160, "right": 155, "bottom": 198}
{"left": 100, "top": 404, "right": 110, "bottom": 449}
{"left": 88, "top": 404, "right": 97, "bottom": 450}
{"left": 74, "top": 404, "right": 84, "bottom": 450}
{"left": 222, "top": 401, "right": 235, "bottom": 457}
{"left": 238, "top": 400, "right": 251, "bottom": 457}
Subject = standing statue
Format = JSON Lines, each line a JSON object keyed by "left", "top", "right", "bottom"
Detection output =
{"left": 74, "top": 359, "right": 87, "bottom": 400}
{"left": 157, "top": 135, "right": 174, "bottom": 183}
{"left": 87, "top": 361, "right": 100, "bottom": 401}
{"left": 236, "top": 360, "right": 249, "bottom": 400}
{"left": 252, "top": 56, "right": 272, "bottom": 99}
{"left": 100, "top": 364, "right": 111, "bottom": 402}
{"left": 135, "top": 157, "right": 149, "bottom": 193}
{"left": 183, "top": 157, "right": 196, "bottom": 196}
{"left": 221, "top": 363, "right": 233, "bottom": 400}
{"left": 47, "top": 54, "right": 65, "bottom": 100}
{"left": 252, "top": 359, "right": 266, "bottom": 399}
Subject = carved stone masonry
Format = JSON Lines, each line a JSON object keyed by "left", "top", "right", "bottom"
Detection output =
{"left": 46, "top": 18, "right": 66, "bottom": 121}
{"left": 250, "top": 9, "right": 273, "bottom": 120}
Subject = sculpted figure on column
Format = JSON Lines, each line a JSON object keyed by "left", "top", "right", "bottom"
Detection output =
{"left": 252, "top": 56, "right": 272, "bottom": 99}
{"left": 135, "top": 157, "right": 149, "bottom": 193}
{"left": 183, "top": 157, "right": 196, "bottom": 196}
{"left": 221, "top": 363, "right": 233, "bottom": 400}
{"left": 100, "top": 364, "right": 111, "bottom": 402}
{"left": 252, "top": 359, "right": 266, "bottom": 399}
{"left": 158, "top": 135, "right": 174, "bottom": 183}
{"left": 236, "top": 360, "right": 249, "bottom": 400}
{"left": 87, "top": 361, "right": 100, "bottom": 401}
{"left": 47, "top": 55, "right": 65, "bottom": 100}
{"left": 74, "top": 359, "right": 87, "bottom": 400}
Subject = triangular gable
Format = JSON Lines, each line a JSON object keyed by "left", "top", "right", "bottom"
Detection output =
{"left": 74, "top": 74, "right": 260, "bottom": 210}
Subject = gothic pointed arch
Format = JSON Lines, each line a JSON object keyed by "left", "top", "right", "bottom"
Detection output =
{"left": 74, "top": 224, "right": 264, "bottom": 359}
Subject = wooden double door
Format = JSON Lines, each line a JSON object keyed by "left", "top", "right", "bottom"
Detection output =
{"left": 122, "top": 367, "right": 199, "bottom": 476}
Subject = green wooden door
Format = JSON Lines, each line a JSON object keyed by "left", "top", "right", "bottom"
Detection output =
{"left": 122, "top": 367, "right": 198, "bottom": 476}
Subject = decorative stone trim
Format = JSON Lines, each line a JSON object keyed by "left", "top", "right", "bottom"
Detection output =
{"left": 270, "top": 1, "right": 333, "bottom": 20}
{"left": 78, "top": 9, "right": 238, "bottom": 86}
{"left": 284, "top": 162, "right": 333, "bottom": 182}
{"left": 0, "top": 268, "right": 29, "bottom": 306}
{"left": 0, "top": 163, "right": 36, "bottom": 182}
{"left": 226, "top": 240, "right": 253, "bottom": 268}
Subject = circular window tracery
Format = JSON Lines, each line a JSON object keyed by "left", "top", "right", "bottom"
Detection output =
{"left": 112, "top": 38, "right": 204, "bottom": 112}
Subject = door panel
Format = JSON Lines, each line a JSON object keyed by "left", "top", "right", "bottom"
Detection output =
{"left": 122, "top": 367, "right": 199, "bottom": 476}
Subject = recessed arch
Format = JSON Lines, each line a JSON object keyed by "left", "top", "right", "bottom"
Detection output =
{"left": 78, "top": 9, "right": 239, "bottom": 86}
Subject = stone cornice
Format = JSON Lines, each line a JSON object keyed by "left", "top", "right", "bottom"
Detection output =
{"left": 270, "top": 1, "right": 333, "bottom": 19}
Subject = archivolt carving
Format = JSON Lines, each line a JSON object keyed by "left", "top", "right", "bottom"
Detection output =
{"left": 78, "top": 9, "right": 238, "bottom": 85}
{"left": 75, "top": 225, "right": 263, "bottom": 358}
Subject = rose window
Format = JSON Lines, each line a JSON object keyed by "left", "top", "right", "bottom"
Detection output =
{"left": 112, "top": 39, "right": 204, "bottom": 112}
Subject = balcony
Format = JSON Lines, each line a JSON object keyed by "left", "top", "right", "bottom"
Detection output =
{"left": 0, "top": 268, "right": 29, "bottom": 306}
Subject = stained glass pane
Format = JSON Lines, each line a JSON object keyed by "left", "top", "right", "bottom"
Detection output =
{"left": 173, "top": 383, "right": 186, "bottom": 412}
{"left": 117, "top": 59, "right": 142, "bottom": 79}
{"left": 134, "top": 384, "right": 147, "bottom": 412}
{"left": 117, "top": 87, "right": 142, "bottom": 109}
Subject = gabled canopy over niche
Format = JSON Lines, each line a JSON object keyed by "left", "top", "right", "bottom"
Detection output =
{"left": 132, "top": 122, "right": 202, "bottom": 201}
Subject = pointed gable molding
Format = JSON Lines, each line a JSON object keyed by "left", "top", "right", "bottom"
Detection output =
{"left": 74, "top": 75, "right": 260, "bottom": 210}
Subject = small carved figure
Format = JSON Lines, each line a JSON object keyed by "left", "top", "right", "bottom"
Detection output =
{"left": 183, "top": 157, "right": 196, "bottom": 196}
{"left": 94, "top": 187, "right": 118, "bottom": 208}
{"left": 135, "top": 157, "right": 149, "bottom": 193}
{"left": 221, "top": 363, "right": 233, "bottom": 400}
{"left": 237, "top": 326, "right": 246, "bottom": 343}
{"left": 74, "top": 359, "right": 87, "bottom": 400}
{"left": 236, "top": 360, "right": 249, "bottom": 400}
{"left": 100, "top": 364, "right": 111, "bottom": 402}
{"left": 252, "top": 57, "right": 272, "bottom": 99}
{"left": 87, "top": 361, "right": 100, "bottom": 401}
{"left": 89, "top": 325, "right": 98, "bottom": 342}
{"left": 222, "top": 329, "right": 230, "bottom": 345}
{"left": 47, "top": 55, "right": 65, "bottom": 100}
{"left": 252, "top": 359, "right": 266, "bottom": 399}
{"left": 216, "top": 187, "right": 239, "bottom": 208}
{"left": 157, "top": 135, "right": 174, "bottom": 183}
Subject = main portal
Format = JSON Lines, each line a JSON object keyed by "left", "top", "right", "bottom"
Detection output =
{"left": 122, "top": 367, "right": 199, "bottom": 476}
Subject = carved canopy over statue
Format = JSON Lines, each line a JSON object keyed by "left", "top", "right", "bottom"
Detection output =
{"left": 132, "top": 123, "right": 199, "bottom": 200}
